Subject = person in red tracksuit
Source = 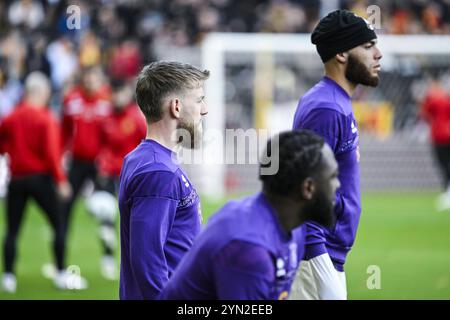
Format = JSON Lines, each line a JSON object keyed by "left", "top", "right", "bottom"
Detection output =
{"left": 0, "top": 72, "right": 76, "bottom": 292}
{"left": 61, "top": 66, "right": 113, "bottom": 278}
{"left": 88, "top": 80, "right": 146, "bottom": 280}
{"left": 421, "top": 77, "right": 450, "bottom": 210}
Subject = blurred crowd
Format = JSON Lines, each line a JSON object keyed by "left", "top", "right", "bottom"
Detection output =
{"left": 1, "top": 0, "right": 449, "bottom": 118}
{"left": 346, "top": 0, "right": 450, "bottom": 34}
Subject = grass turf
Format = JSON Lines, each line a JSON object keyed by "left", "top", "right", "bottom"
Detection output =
{"left": 0, "top": 191, "right": 449, "bottom": 299}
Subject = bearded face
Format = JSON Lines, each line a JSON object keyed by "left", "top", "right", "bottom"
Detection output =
{"left": 302, "top": 144, "right": 340, "bottom": 229}
{"left": 302, "top": 187, "right": 336, "bottom": 229}
{"left": 176, "top": 118, "right": 203, "bottom": 149}
{"left": 345, "top": 52, "right": 380, "bottom": 87}
{"left": 174, "top": 85, "right": 207, "bottom": 150}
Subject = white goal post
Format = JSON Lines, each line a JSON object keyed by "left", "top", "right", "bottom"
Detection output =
{"left": 200, "top": 33, "right": 450, "bottom": 199}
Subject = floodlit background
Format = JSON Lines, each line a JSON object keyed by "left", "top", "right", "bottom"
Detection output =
{"left": 1, "top": 0, "right": 450, "bottom": 299}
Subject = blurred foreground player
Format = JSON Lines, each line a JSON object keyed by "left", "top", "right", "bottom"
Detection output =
{"left": 85, "top": 80, "right": 146, "bottom": 280}
{"left": 0, "top": 72, "right": 79, "bottom": 292}
{"left": 291, "top": 10, "right": 382, "bottom": 299}
{"left": 161, "top": 130, "right": 340, "bottom": 300}
{"left": 119, "top": 61, "right": 209, "bottom": 299}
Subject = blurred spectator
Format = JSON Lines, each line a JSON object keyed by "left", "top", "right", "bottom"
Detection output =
{"left": 108, "top": 40, "right": 142, "bottom": 81}
{"left": 345, "top": 0, "right": 450, "bottom": 34}
{"left": 422, "top": 2, "right": 442, "bottom": 33}
{"left": 94, "top": 3, "right": 127, "bottom": 42}
{"left": 46, "top": 37, "right": 78, "bottom": 91}
{"left": 78, "top": 31, "right": 101, "bottom": 68}
{"left": 26, "top": 34, "right": 51, "bottom": 77}
{"left": 260, "top": 1, "right": 306, "bottom": 33}
{"left": 8, "top": 0, "right": 45, "bottom": 31}
{"left": 0, "top": 31, "right": 27, "bottom": 80}
{"left": 196, "top": 4, "right": 221, "bottom": 34}
{"left": 0, "top": 61, "right": 23, "bottom": 119}
{"left": 0, "top": 0, "right": 448, "bottom": 106}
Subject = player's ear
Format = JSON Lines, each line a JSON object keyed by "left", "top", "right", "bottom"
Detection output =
{"left": 168, "top": 97, "right": 182, "bottom": 119}
{"left": 301, "top": 177, "right": 315, "bottom": 200}
{"left": 335, "top": 52, "right": 348, "bottom": 64}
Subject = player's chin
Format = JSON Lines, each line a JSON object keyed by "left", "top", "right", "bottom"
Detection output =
{"left": 190, "top": 132, "right": 203, "bottom": 149}
{"left": 189, "top": 139, "right": 203, "bottom": 150}
{"left": 365, "top": 75, "right": 380, "bottom": 87}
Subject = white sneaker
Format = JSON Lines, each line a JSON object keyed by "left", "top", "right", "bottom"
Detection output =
{"left": 436, "top": 193, "right": 450, "bottom": 211}
{"left": 41, "top": 263, "right": 57, "bottom": 280}
{"left": 101, "top": 255, "right": 118, "bottom": 281}
{"left": 99, "top": 226, "right": 117, "bottom": 250}
{"left": 54, "top": 269, "right": 88, "bottom": 290}
{"left": 1, "top": 273, "right": 17, "bottom": 293}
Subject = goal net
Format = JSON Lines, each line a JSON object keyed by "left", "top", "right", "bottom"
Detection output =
{"left": 184, "top": 33, "right": 450, "bottom": 198}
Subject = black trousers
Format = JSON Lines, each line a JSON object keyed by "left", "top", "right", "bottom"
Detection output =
{"left": 3, "top": 174, "right": 65, "bottom": 273}
{"left": 62, "top": 159, "right": 98, "bottom": 236}
{"left": 62, "top": 159, "right": 117, "bottom": 256}
{"left": 433, "top": 144, "right": 450, "bottom": 189}
{"left": 96, "top": 175, "right": 117, "bottom": 195}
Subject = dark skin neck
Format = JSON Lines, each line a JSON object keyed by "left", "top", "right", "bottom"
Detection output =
{"left": 263, "top": 190, "right": 308, "bottom": 235}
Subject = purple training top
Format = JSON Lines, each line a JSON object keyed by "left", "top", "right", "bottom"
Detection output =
{"left": 118, "top": 139, "right": 201, "bottom": 300}
{"left": 293, "top": 76, "right": 361, "bottom": 272}
{"left": 160, "top": 193, "right": 305, "bottom": 300}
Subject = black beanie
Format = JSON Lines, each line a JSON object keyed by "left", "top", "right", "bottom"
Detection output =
{"left": 311, "top": 9, "right": 377, "bottom": 63}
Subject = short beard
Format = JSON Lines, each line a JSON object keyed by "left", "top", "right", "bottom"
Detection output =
{"left": 176, "top": 120, "right": 202, "bottom": 149}
{"left": 303, "top": 189, "right": 336, "bottom": 229}
{"left": 345, "top": 54, "right": 379, "bottom": 87}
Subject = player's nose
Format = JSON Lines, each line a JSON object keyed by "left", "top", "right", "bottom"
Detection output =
{"left": 201, "top": 102, "right": 208, "bottom": 116}
{"left": 374, "top": 45, "right": 382, "bottom": 60}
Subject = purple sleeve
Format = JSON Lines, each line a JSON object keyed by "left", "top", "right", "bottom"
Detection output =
{"left": 293, "top": 107, "right": 342, "bottom": 153}
{"left": 293, "top": 107, "right": 344, "bottom": 256}
{"left": 129, "top": 196, "right": 178, "bottom": 299}
{"left": 213, "top": 240, "right": 275, "bottom": 300}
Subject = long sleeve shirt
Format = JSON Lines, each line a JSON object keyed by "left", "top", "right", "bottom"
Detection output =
{"left": 118, "top": 139, "right": 202, "bottom": 299}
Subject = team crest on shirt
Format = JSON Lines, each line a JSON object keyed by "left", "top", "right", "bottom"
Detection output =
{"left": 351, "top": 121, "right": 358, "bottom": 134}
{"left": 338, "top": 118, "right": 360, "bottom": 154}
{"left": 181, "top": 174, "right": 190, "bottom": 188}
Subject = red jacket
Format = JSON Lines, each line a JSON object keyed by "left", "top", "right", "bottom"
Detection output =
{"left": 97, "top": 104, "right": 146, "bottom": 177}
{"left": 0, "top": 102, "right": 66, "bottom": 183}
{"left": 62, "top": 86, "right": 112, "bottom": 161}
{"left": 421, "top": 87, "right": 450, "bottom": 145}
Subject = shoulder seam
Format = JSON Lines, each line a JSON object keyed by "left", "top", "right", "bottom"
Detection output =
{"left": 307, "top": 106, "right": 346, "bottom": 116}
{"left": 131, "top": 195, "right": 179, "bottom": 202}
{"left": 131, "top": 169, "right": 179, "bottom": 182}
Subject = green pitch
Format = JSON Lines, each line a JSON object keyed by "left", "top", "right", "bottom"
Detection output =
{"left": 0, "top": 191, "right": 449, "bottom": 300}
